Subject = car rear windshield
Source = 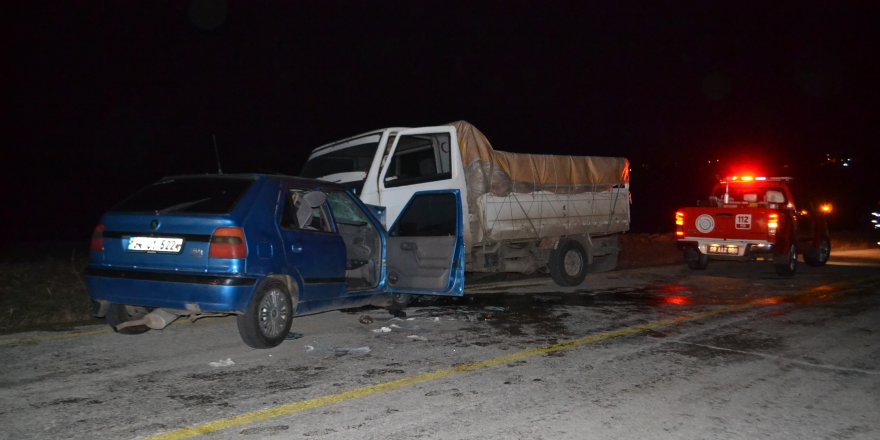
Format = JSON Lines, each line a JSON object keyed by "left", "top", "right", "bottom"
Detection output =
{"left": 111, "top": 177, "right": 255, "bottom": 214}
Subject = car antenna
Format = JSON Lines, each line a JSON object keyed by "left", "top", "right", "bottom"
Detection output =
{"left": 212, "top": 134, "right": 223, "bottom": 174}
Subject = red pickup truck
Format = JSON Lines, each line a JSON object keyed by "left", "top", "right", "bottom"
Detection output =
{"left": 675, "top": 176, "right": 831, "bottom": 276}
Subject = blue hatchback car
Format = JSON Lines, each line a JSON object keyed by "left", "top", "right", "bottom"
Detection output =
{"left": 86, "top": 174, "right": 465, "bottom": 348}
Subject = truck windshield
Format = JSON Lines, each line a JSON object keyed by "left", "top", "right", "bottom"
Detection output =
{"left": 712, "top": 185, "right": 787, "bottom": 205}
{"left": 300, "top": 142, "right": 379, "bottom": 178}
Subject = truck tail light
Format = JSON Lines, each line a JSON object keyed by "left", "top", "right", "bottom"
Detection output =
{"left": 768, "top": 213, "right": 779, "bottom": 236}
{"left": 90, "top": 224, "right": 105, "bottom": 252}
{"left": 675, "top": 212, "right": 685, "bottom": 237}
{"left": 209, "top": 227, "right": 247, "bottom": 259}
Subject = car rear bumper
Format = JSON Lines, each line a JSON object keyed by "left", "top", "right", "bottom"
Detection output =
{"left": 85, "top": 267, "right": 258, "bottom": 313}
{"left": 677, "top": 238, "right": 776, "bottom": 260}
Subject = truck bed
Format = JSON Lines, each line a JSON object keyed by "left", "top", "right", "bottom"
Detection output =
{"left": 475, "top": 187, "right": 630, "bottom": 244}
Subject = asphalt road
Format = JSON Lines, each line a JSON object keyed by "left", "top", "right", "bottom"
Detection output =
{"left": 1, "top": 249, "right": 879, "bottom": 440}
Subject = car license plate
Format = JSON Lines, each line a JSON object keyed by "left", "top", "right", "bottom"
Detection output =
{"left": 128, "top": 236, "right": 184, "bottom": 253}
{"left": 708, "top": 244, "right": 738, "bottom": 255}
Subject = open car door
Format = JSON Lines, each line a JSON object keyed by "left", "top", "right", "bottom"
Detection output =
{"left": 384, "top": 190, "right": 465, "bottom": 297}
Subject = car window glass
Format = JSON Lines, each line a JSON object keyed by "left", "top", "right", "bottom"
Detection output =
{"left": 281, "top": 190, "right": 332, "bottom": 232}
{"left": 326, "top": 191, "right": 371, "bottom": 226}
{"left": 111, "top": 177, "right": 254, "bottom": 214}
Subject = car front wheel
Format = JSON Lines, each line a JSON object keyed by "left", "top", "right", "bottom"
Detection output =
{"left": 237, "top": 280, "right": 294, "bottom": 349}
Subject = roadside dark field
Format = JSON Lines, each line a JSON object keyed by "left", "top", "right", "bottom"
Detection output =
{"left": 1, "top": 231, "right": 875, "bottom": 334}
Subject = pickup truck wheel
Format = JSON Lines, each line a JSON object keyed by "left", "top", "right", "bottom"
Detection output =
{"left": 683, "top": 248, "right": 708, "bottom": 270}
{"left": 804, "top": 238, "right": 831, "bottom": 267}
{"left": 105, "top": 304, "right": 152, "bottom": 335}
{"left": 549, "top": 239, "right": 587, "bottom": 286}
{"left": 775, "top": 244, "right": 798, "bottom": 276}
{"left": 237, "top": 280, "right": 294, "bottom": 349}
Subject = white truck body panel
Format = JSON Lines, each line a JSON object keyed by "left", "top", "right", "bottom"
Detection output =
{"left": 303, "top": 122, "right": 630, "bottom": 281}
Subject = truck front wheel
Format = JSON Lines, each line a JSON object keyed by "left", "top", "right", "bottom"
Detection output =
{"left": 549, "top": 239, "right": 587, "bottom": 286}
{"left": 804, "top": 238, "right": 831, "bottom": 267}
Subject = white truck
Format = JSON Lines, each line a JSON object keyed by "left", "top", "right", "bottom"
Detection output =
{"left": 300, "top": 121, "right": 630, "bottom": 287}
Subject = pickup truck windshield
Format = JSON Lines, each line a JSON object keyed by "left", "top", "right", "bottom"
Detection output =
{"left": 300, "top": 142, "right": 379, "bottom": 178}
{"left": 711, "top": 185, "right": 788, "bottom": 205}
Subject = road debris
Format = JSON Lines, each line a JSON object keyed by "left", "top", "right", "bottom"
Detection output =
{"left": 358, "top": 315, "right": 374, "bottom": 325}
{"left": 407, "top": 335, "right": 428, "bottom": 341}
{"left": 334, "top": 346, "right": 371, "bottom": 356}
{"left": 209, "top": 358, "right": 235, "bottom": 367}
{"left": 372, "top": 326, "right": 392, "bottom": 333}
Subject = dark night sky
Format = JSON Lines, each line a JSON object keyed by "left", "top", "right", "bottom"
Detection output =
{"left": 5, "top": 1, "right": 879, "bottom": 242}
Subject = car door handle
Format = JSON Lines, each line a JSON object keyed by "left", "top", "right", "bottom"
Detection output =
{"left": 400, "top": 242, "right": 417, "bottom": 251}
{"left": 290, "top": 244, "right": 303, "bottom": 253}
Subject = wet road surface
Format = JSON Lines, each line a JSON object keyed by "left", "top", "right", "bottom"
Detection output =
{"left": 1, "top": 249, "right": 878, "bottom": 439}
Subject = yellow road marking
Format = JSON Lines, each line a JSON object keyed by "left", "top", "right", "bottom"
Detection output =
{"left": 147, "top": 303, "right": 755, "bottom": 440}
{"left": 0, "top": 319, "right": 196, "bottom": 347}
{"left": 0, "top": 327, "right": 112, "bottom": 346}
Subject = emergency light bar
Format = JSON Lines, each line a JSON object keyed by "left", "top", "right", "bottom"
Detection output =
{"left": 721, "top": 176, "right": 793, "bottom": 183}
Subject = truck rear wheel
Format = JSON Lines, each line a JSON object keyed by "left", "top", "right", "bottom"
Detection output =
{"left": 775, "top": 243, "right": 798, "bottom": 276}
{"left": 804, "top": 238, "right": 830, "bottom": 267}
{"left": 683, "top": 248, "right": 708, "bottom": 270}
{"left": 549, "top": 239, "right": 587, "bottom": 286}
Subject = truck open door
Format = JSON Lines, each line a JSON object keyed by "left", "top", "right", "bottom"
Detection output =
{"left": 377, "top": 126, "right": 459, "bottom": 228}
{"left": 384, "top": 190, "right": 465, "bottom": 297}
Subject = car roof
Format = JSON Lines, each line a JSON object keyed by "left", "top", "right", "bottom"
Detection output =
{"left": 158, "top": 173, "right": 349, "bottom": 192}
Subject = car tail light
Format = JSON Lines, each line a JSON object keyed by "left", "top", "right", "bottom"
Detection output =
{"left": 768, "top": 213, "right": 779, "bottom": 236}
{"left": 675, "top": 212, "right": 685, "bottom": 237}
{"left": 90, "top": 224, "right": 105, "bottom": 252}
{"left": 209, "top": 227, "right": 247, "bottom": 259}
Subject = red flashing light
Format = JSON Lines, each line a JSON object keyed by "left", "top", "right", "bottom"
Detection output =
{"left": 664, "top": 295, "right": 691, "bottom": 306}
{"left": 90, "top": 224, "right": 105, "bottom": 252}
{"left": 675, "top": 211, "right": 685, "bottom": 237}
{"left": 768, "top": 213, "right": 779, "bottom": 234}
{"left": 209, "top": 227, "right": 247, "bottom": 259}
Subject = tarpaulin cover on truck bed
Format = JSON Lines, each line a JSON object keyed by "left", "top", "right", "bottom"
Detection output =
{"left": 452, "top": 120, "right": 629, "bottom": 196}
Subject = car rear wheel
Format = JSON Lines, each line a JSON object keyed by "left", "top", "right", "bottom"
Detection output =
{"left": 237, "top": 280, "right": 294, "bottom": 349}
{"left": 683, "top": 248, "right": 708, "bottom": 270}
{"left": 549, "top": 239, "right": 588, "bottom": 286}
{"left": 804, "top": 238, "right": 831, "bottom": 267}
{"left": 105, "top": 304, "right": 151, "bottom": 335}
{"left": 775, "top": 243, "right": 798, "bottom": 276}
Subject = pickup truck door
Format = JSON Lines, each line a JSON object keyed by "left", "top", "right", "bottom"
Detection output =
{"left": 377, "top": 126, "right": 457, "bottom": 228}
{"left": 384, "top": 190, "right": 465, "bottom": 297}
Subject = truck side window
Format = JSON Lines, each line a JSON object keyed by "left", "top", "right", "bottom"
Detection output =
{"left": 384, "top": 133, "right": 451, "bottom": 188}
{"left": 391, "top": 193, "right": 456, "bottom": 237}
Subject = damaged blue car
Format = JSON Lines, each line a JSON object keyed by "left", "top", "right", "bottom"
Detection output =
{"left": 85, "top": 174, "right": 464, "bottom": 348}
